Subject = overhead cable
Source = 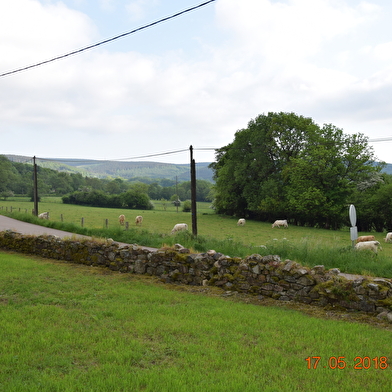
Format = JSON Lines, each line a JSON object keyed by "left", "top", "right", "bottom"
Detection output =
{"left": 34, "top": 147, "right": 214, "bottom": 164}
{"left": 0, "top": 0, "right": 217, "bottom": 78}
{"left": 368, "top": 137, "right": 392, "bottom": 142}
{"left": 108, "top": 148, "right": 190, "bottom": 161}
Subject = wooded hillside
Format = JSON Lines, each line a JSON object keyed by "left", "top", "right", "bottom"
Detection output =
{"left": 5, "top": 155, "right": 214, "bottom": 182}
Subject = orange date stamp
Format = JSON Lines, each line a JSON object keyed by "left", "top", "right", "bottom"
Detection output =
{"left": 305, "top": 356, "right": 389, "bottom": 370}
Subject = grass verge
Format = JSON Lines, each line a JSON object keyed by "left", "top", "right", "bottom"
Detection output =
{"left": 0, "top": 252, "right": 391, "bottom": 391}
{"left": 1, "top": 209, "right": 392, "bottom": 278}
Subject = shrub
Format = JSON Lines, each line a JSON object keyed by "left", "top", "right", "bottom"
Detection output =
{"left": 182, "top": 200, "right": 191, "bottom": 212}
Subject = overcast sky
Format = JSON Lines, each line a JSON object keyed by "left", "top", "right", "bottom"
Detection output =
{"left": 1, "top": 0, "right": 392, "bottom": 165}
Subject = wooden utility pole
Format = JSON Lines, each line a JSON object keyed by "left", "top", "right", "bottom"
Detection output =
{"left": 190, "top": 145, "right": 197, "bottom": 236}
{"left": 33, "top": 156, "right": 39, "bottom": 216}
{"left": 175, "top": 176, "right": 179, "bottom": 213}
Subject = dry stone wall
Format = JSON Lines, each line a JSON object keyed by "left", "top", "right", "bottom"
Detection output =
{"left": 1, "top": 230, "right": 392, "bottom": 322}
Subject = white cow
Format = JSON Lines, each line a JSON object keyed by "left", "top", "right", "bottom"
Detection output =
{"left": 237, "top": 218, "right": 246, "bottom": 226}
{"left": 171, "top": 223, "right": 188, "bottom": 234}
{"left": 355, "top": 240, "right": 382, "bottom": 254}
{"left": 38, "top": 212, "right": 49, "bottom": 219}
{"left": 385, "top": 232, "right": 392, "bottom": 243}
{"left": 118, "top": 214, "right": 125, "bottom": 225}
{"left": 135, "top": 215, "right": 143, "bottom": 226}
{"left": 272, "top": 219, "right": 288, "bottom": 228}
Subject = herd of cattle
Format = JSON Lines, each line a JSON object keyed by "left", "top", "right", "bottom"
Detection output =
{"left": 353, "top": 234, "right": 392, "bottom": 254}
{"left": 37, "top": 211, "right": 391, "bottom": 253}
{"left": 118, "top": 214, "right": 143, "bottom": 226}
{"left": 118, "top": 214, "right": 188, "bottom": 235}
{"left": 237, "top": 218, "right": 288, "bottom": 228}
{"left": 236, "top": 218, "right": 390, "bottom": 254}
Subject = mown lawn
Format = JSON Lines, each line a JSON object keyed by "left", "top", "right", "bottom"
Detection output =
{"left": 0, "top": 252, "right": 391, "bottom": 391}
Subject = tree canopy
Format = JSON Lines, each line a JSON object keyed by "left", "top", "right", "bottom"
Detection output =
{"left": 0, "top": 155, "right": 213, "bottom": 204}
{"left": 210, "top": 112, "right": 385, "bottom": 229}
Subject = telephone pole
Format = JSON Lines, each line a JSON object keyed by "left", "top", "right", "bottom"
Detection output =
{"left": 33, "top": 156, "right": 39, "bottom": 216}
{"left": 190, "top": 145, "right": 197, "bottom": 236}
{"left": 175, "top": 176, "right": 179, "bottom": 213}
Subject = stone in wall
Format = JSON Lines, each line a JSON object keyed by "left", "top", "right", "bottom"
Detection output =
{"left": 0, "top": 230, "right": 391, "bottom": 321}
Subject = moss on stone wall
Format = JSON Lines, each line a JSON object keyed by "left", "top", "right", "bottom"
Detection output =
{"left": 1, "top": 230, "right": 391, "bottom": 320}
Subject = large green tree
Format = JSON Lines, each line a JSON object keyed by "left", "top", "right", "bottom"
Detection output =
{"left": 0, "top": 156, "right": 19, "bottom": 192}
{"left": 349, "top": 173, "right": 392, "bottom": 232}
{"left": 284, "top": 125, "right": 378, "bottom": 228}
{"left": 211, "top": 112, "right": 318, "bottom": 219}
{"left": 211, "top": 112, "right": 382, "bottom": 228}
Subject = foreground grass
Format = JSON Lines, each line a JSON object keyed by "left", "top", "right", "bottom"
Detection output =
{"left": 0, "top": 252, "right": 391, "bottom": 391}
{"left": 1, "top": 198, "right": 392, "bottom": 278}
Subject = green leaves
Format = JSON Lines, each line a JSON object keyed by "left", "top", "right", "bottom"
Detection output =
{"left": 212, "top": 112, "right": 382, "bottom": 228}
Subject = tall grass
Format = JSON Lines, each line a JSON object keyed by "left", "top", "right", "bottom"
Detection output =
{"left": 262, "top": 237, "right": 392, "bottom": 278}
{"left": 1, "top": 198, "right": 392, "bottom": 278}
{"left": 1, "top": 252, "right": 391, "bottom": 391}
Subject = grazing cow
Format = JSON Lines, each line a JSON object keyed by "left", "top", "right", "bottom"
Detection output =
{"left": 237, "top": 218, "right": 246, "bottom": 226}
{"left": 272, "top": 219, "right": 288, "bottom": 228}
{"left": 118, "top": 214, "right": 125, "bottom": 226}
{"left": 385, "top": 232, "right": 392, "bottom": 243}
{"left": 355, "top": 240, "right": 382, "bottom": 254}
{"left": 356, "top": 235, "right": 375, "bottom": 244}
{"left": 135, "top": 215, "right": 143, "bottom": 226}
{"left": 171, "top": 223, "right": 188, "bottom": 234}
{"left": 38, "top": 212, "right": 49, "bottom": 219}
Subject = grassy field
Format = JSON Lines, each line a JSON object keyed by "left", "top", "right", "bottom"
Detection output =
{"left": 1, "top": 197, "right": 392, "bottom": 278}
{"left": 0, "top": 252, "right": 391, "bottom": 391}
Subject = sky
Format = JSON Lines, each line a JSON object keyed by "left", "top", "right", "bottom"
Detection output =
{"left": 1, "top": 0, "right": 392, "bottom": 165}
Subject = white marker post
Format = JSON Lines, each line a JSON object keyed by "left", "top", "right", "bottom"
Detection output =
{"left": 349, "top": 204, "right": 358, "bottom": 248}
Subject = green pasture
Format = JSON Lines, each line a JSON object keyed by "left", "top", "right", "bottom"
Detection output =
{"left": 0, "top": 197, "right": 381, "bottom": 244}
{"left": 1, "top": 197, "right": 392, "bottom": 278}
{"left": 0, "top": 252, "right": 391, "bottom": 391}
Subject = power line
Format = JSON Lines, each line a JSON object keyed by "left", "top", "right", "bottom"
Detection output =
{"left": 13, "top": 137, "right": 391, "bottom": 166}
{"left": 368, "top": 137, "right": 392, "bottom": 142}
{"left": 33, "top": 147, "right": 215, "bottom": 164}
{"left": 0, "top": 0, "right": 217, "bottom": 78}
{"left": 114, "top": 148, "right": 190, "bottom": 161}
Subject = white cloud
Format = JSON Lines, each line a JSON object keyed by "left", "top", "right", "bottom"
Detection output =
{"left": 0, "top": 0, "right": 97, "bottom": 69}
{"left": 373, "top": 42, "right": 392, "bottom": 61}
{"left": 1, "top": 0, "right": 392, "bottom": 164}
{"left": 216, "top": 0, "right": 374, "bottom": 62}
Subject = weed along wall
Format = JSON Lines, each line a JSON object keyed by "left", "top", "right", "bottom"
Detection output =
{"left": 1, "top": 230, "right": 392, "bottom": 322}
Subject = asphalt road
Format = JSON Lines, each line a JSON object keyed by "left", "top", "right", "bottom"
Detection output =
{"left": 0, "top": 215, "right": 91, "bottom": 239}
{"left": 0, "top": 215, "right": 157, "bottom": 251}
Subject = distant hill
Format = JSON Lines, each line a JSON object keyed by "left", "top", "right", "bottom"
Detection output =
{"left": 72, "top": 160, "right": 214, "bottom": 182}
{"left": 5, "top": 154, "right": 392, "bottom": 181}
{"left": 383, "top": 163, "right": 392, "bottom": 175}
{"left": 5, "top": 155, "right": 215, "bottom": 182}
